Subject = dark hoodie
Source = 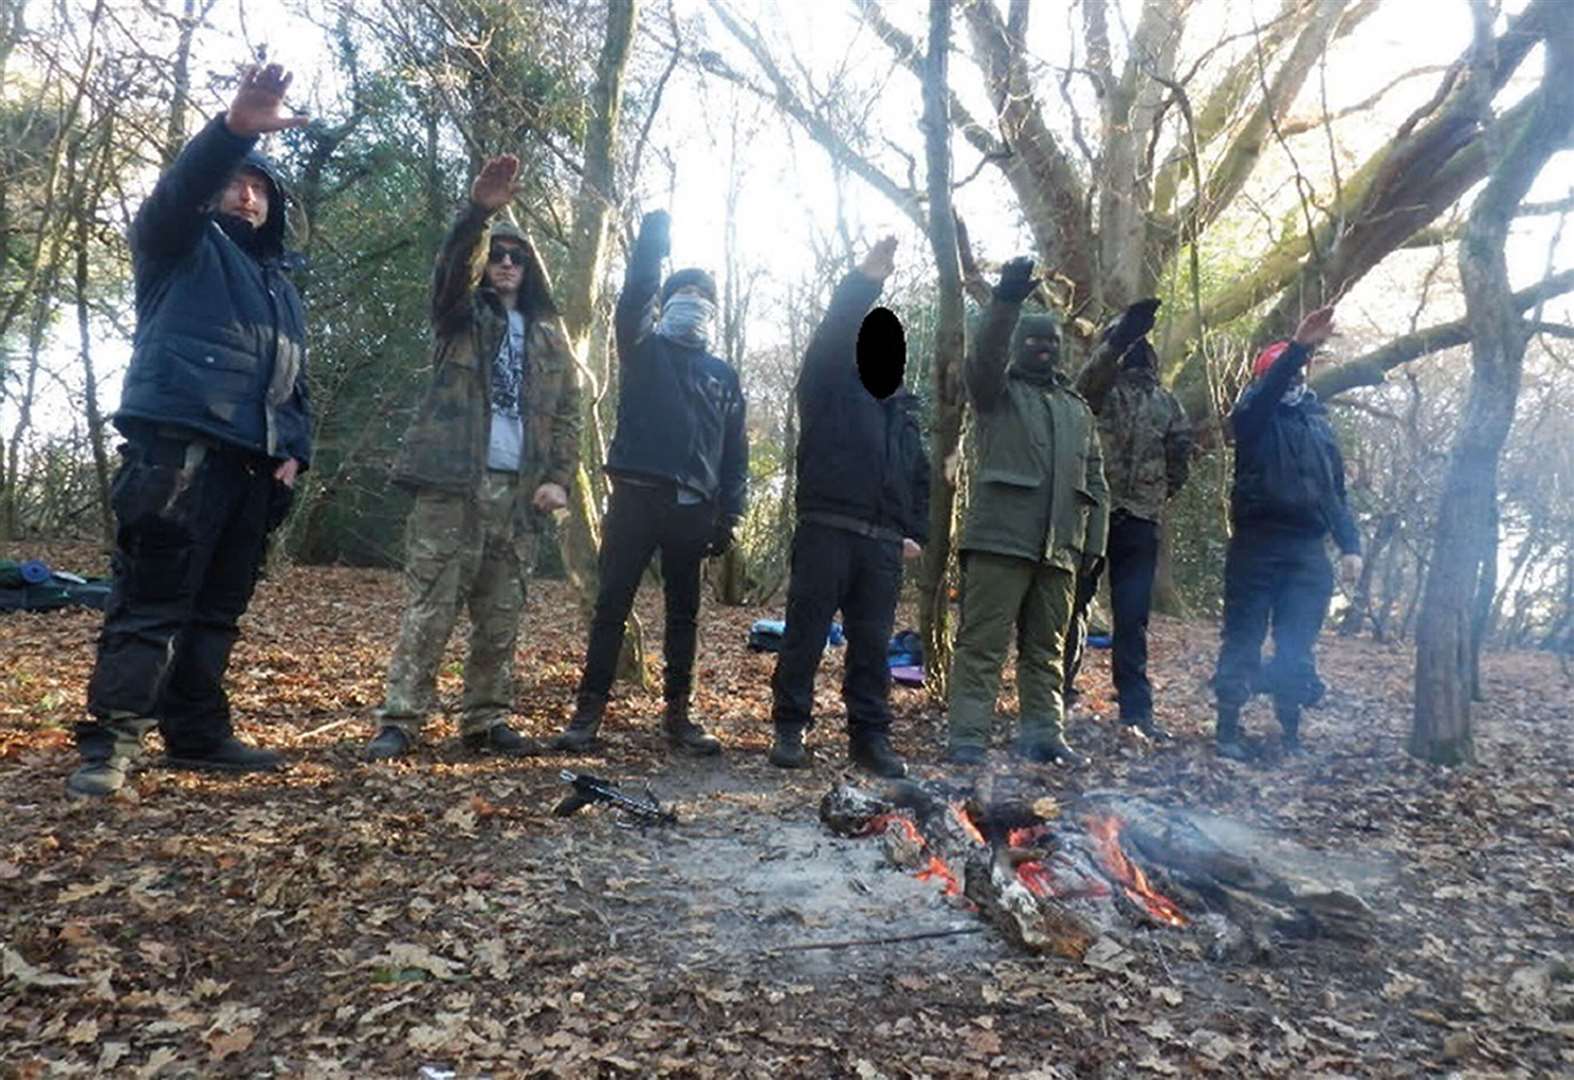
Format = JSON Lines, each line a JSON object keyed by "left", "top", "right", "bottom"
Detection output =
{"left": 116, "top": 114, "right": 313, "bottom": 466}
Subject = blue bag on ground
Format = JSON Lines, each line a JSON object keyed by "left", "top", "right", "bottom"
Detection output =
{"left": 747, "top": 619, "right": 845, "bottom": 653}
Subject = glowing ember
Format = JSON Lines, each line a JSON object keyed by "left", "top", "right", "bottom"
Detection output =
{"left": 1085, "top": 815, "right": 1188, "bottom": 927}
{"left": 950, "top": 802, "right": 987, "bottom": 847}
{"left": 916, "top": 855, "right": 963, "bottom": 896}
{"left": 861, "top": 813, "right": 963, "bottom": 898}
{"left": 1007, "top": 824, "right": 1049, "bottom": 848}
{"left": 1016, "top": 860, "right": 1055, "bottom": 897}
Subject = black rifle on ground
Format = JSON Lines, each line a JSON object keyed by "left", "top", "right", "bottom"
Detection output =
{"left": 554, "top": 770, "right": 677, "bottom": 826}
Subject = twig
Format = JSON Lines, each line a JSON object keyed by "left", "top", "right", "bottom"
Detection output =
{"left": 298, "top": 717, "right": 359, "bottom": 740}
{"left": 765, "top": 927, "right": 985, "bottom": 953}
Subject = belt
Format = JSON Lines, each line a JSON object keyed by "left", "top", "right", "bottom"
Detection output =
{"left": 798, "top": 511, "right": 903, "bottom": 544}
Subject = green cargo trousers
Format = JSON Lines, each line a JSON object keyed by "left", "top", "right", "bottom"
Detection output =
{"left": 378, "top": 472, "right": 537, "bottom": 737}
{"left": 947, "top": 550, "right": 1076, "bottom": 751}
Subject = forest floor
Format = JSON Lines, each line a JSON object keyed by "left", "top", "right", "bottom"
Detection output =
{"left": 1, "top": 540, "right": 1572, "bottom": 1079}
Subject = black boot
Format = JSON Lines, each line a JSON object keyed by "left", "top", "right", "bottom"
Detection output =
{"left": 1121, "top": 714, "right": 1173, "bottom": 741}
{"left": 365, "top": 726, "right": 414, "bottom": 762}
{"left": 552, "top": 692, "right": 606, "bottom": 751}
{"left": 463, "top": 723, "right": 542, "bottom": 756}
{"left": 1215, "top": 707, "right": 1251, "bottom": 762}
{"left": 768, "top": 724, "right": 810, "bottom": 768}
{"left": 1016, "top": 732, "right": 1088, "bottom": 769}
{"left": 164, "top": 736, "right": 284, "bottom": 773}
{"left": 664, "top": 699, "right": 721, "bottom": 756}
{"left": 66, "top": 721, "right": 143, "bottom": 798}
{"left": 1275, "top": 703, "right": 1302, "bottom": 755}
{"left": 849, "top": 730, "right": 907, "bottom": 778}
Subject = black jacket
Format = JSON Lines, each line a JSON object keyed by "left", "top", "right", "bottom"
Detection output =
{"left": 116, "top": 115, "right": 313, "bottom": 466}
{"left": 1229, "top": 341, "right": 1359, "bottom": 554}
{"left": 793, "top": 271, "right": 930, "bottom": 544}
{"left": 603, "top": 226, "right": 747, "bottom": 527}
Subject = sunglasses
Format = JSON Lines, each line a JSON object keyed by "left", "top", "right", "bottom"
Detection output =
{"left": 488, "top": 247, "right": 526, "bottom": 266}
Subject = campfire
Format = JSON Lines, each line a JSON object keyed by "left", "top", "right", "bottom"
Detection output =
{"left": 821, "top": 779, "right": 1378, "bottom": 961}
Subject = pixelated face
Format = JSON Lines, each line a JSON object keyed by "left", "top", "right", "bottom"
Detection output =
{"left": 218, "top": 167, "right": 271, "bottom": 228}
{"left": 857, "top": 306, "right": 906, "bottom": 400}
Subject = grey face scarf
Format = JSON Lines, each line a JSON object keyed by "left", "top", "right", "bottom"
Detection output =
{"left": 656, "top": 295, "right": 716, "bottom": 350}
{"left": 1281, "top": 379, "right": 1310, "bottom": 408}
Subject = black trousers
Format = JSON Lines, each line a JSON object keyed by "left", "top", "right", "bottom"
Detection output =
{"left": 578, "top": 479, "right": 714, "bottom": 703}
{"left": 770, "top": 521, "right": 903, "bottom": 737}
{"left": 82, "top": 433, "right": 288, "bottom": 757}
{"left": 1065, "top": 514, "right": 1161, "bottom": 721}
{"left": 1213, "top": 529, "right": 1333, "bottom": 715}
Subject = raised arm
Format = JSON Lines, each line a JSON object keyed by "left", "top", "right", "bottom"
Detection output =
{"left": 432, "top": 155, "right": 519, "bottom": 331}
{"left": 615, "top": 211, "right": 670, "bottom": 362}
{"left": 797, "top": 236, "right": 895, "bottom": 406}
{"left": 131, "top": 64, "right": 308, "bottom": 260}
{"left": 1075, "top": 299, "right": 1161, "bottom": 413}
{"left": 966, "top": 256, "right": 1040, "bottom": 411}
{"left": 1231, "top": 305, "right": 1335, "bottom": 444}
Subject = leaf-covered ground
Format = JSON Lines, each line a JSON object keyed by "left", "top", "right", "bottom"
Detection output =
{"left": 2, "top": 541, "right": 1571, "bottom": 1078}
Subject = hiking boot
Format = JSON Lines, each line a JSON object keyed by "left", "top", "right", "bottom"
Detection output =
{"left": 1215, "top": 706, "right": 1251, "bottom": 762}
{"left": 66, "top": 719, "right": 147, "bottom": 798}
{"left": 463, "top": 723, "right": 541, "bottom": 756}
{"left": 1016, "top": 733, "right": 1088, "bottom": 769}
{"left": 164, "top": 737, "right": 284, "bottom": 773}
{"left": 945, "top": 743, "right": 987, "bottom": 766}
{"left": 849, "top": 732, "right": 907, "bottom": 778}
{"left": 1122, "top": 715, "right": 1173, "bottom": 741}
{"left": 552, "top": 692, "right": 606, "bottom": 752}
{"left": 768, "top": 724, "right": 810, "bottom": 769}
{"left": 365, "top": 726, "right": 414, "bottom": 762}
{"left": 664, "top": 700, "right": 721, "bottom": 756}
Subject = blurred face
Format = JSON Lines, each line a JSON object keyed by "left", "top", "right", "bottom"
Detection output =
{"left": 219, "top": 167, "right": 270, "bottom": 227}
{"left": 486, "top": 241, "right": 526, "bottom": 293}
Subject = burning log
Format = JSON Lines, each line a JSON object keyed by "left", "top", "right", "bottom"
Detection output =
{"left": 821, "top": 780, "right": 1381, "bottom": 960}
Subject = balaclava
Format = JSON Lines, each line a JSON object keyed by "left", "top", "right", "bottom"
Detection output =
{"left": 656, "top": 293, "right": 716, "bottom": 351}
{"left": 1008, "top": 312, "right": 1063, "bottom": 386}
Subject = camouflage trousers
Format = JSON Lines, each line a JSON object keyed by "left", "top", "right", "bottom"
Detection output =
{"left": 378, "top": 472, "right": 537, "bottom": 736}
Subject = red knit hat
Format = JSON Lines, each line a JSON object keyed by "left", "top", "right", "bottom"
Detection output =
{"left": 1252, "top": 340, "right": 1290, "bottom": 379}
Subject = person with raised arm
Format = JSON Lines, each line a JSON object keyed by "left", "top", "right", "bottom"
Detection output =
{"left": 552, "top": 211, "right": 747, "bottom": 757}
{"left": 70, "top": 64, "right": 314, "bottom": 797}
{"left": 1212, "top": 304, "right": 1362, "bottom": 760}
{"left": 766, "top": 236, "right": 929, "bottom": 779}
{"left": 366, "top": 155, "right": 581, "bottom": 760}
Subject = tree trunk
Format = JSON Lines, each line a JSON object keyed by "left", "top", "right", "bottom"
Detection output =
{"left": 73, "top": 161, "right": 112, "bottom": 542}
{"left": 1467, "top": 498, "right": 1498, "bottom": 700}
{"left": 1412, "top": 4, "right": 1574, "bottom": 764}
{"left": 918, "top": 0, "right": 967, "bottom": 700}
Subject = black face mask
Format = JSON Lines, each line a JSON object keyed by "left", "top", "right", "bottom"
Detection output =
{"left": 857, "top": 306, "right": 906, "bottom": 400}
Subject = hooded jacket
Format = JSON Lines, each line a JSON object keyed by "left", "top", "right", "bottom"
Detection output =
{"left": 1075, "top": 338, "right": 1191, "bottom": 522}
{"left": 792, "top": 271, "right": 930, "bottom": 544}
{"left": 603, "top": 221, "right": 747, "bottom": 528}
{"left": 116, "top": 114, "right": 313, "bottom": 465}
{"left": 1229, "top": 341, "right": 1360, "bottom": 554}
{"left": 391, "top": 204, "right": 581, "bottom": 511}
{"left": 957, "top": 299, "right": 1108, "bottom": 569}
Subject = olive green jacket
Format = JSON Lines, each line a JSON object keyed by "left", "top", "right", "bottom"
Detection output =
{"left": 392, "top": 202, "right": 581, "bottom": 520}
{"left": 957, "top": 298, "right": 1109, "bottom": 571}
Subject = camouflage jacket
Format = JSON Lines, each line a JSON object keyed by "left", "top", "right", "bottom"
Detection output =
{"left": 392, "top": 203, "right": 581, "bottom": 519}
{"left": 1074, "top": 343, "right": 1190, "bottom": 522}
{"left": 957, "top": 298, "right": 1109, "bottom": 571}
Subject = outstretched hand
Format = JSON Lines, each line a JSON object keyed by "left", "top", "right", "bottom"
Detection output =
{"left": 1106, "top": 297, "right": 1161, "bottom": 351}
{"left": 994, "top": 256, "right": 1038, "bottom": 303}
{"left": 225, "top": 63, "right": 310, "bottom": 137}
{"left": 1292, "top": 304, "right": 1337, "bottom": 349}
{"left": 471, "top": 155, "right": 522, "bottom": 212}
{"left": 858, "top": 236, "right": 899, "bottom": 282}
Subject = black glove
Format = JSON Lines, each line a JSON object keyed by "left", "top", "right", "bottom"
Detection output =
{"left": 636, "top": 210, "right": 672, "bottom": 260}
{"left": 994, "top": 256, "right": 1038, "bottom": 303}
{"left": 1105, "top": 298, "right": 1162, "bottom": 352}
{"left": 1079, "top": 553, "right": 1105, "bottom": 579}
{"left": 706, "top": 522, "right": 735, "bottom": 558}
